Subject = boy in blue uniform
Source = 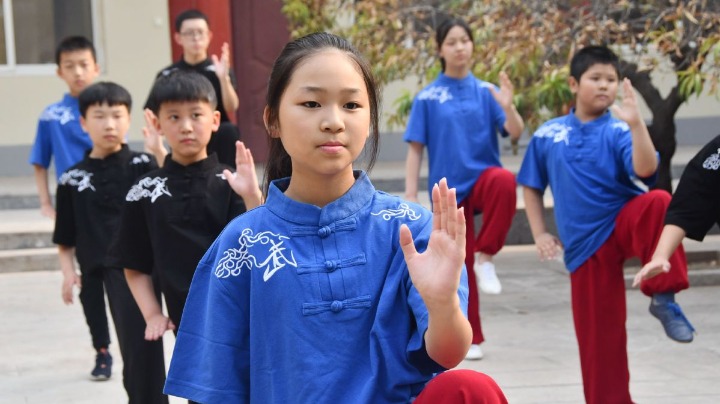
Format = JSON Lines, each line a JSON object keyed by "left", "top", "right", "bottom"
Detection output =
{"left": 29, "top": 36, "right": 100, "bottom": 219}
{"left": 115, "top": 71, "right": 262, "bottom": 344}
{"left": 53, "top": 82, "right": 167, "bottom": 402}
{"left": 518, "top": 46, "right": 694, "bottom": 404}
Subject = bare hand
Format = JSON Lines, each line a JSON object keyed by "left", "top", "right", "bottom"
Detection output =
{"left": 535, "top": 232, "right": 563, "bottom": 261}
{"left": 211, "top": 42, "right": 231, "bottom": 80}
{"left": 61, "top": 272, "right": 81, "bottom": 304}
{"left": 144, "top": 313, "right": 175, "bottom": 341}
{"left": 489, "top": 71, "right": 515, "bottom": 110}
{"left": 142, "top": 109, "right": 165, "bottom": 154}
{"left": 223, "top": 141, "right": 262, "bottom": 207}
{"left": 400, "top": 178, "right": 466, "bottom": 308}
{"left": 40, "top": 203, "right": 56, "bottom": 220}
{"left": 609, "top": 78, "right": 643, "bottom": 128}
{"left": 632, "top": 257, "right": 671, "bottom": 287}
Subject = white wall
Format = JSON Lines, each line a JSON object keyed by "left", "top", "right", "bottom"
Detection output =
{"left": 0, "top": 0, "right": 172, "bottom": 149}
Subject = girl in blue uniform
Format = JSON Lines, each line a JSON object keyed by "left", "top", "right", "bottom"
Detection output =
{"left": 164, "top": 32, "right": 507, "bottom": 404}
{"left": 404, "top": 17, "right": 525, "bottom": 360}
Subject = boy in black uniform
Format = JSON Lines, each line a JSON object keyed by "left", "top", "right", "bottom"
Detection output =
{"left": 146, "top": 8, "right": 240, "bottom": 167}
{"left": 634, "top": 134, "right": 720, "bottom": 285}
{"left": 53, "top": 82, "right": 167, "bottom": 403}
{"left": 116, "top": 71, "right": 262, "bottom": 344}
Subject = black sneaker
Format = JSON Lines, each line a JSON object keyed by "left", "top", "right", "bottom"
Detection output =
{"left": 91, "top": 351, "right": 112, "bottom": 381}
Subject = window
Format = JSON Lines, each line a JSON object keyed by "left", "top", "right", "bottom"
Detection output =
{"left": 1, "top": 0, "right": 96, "bottom": 73}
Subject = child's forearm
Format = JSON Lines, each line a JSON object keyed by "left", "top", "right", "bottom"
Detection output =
{"left": 57, "top": 245, "right": 76, "bottom": 276}
{"left": 424, "top": 296, "right": 472, "bottom": 369}
{"left": 124, "top": 269, "right": 163, "bottom": 321}
{"left": 404, "top": 142, "right": 424, "bottom": 200}
{"left": 652, "top": 224, "right": 686, "bottom": 261}
{"left": 220, "top": 75, "right": 240, "bottom": 114}
{"left": 503, "top": 104, "right": 525, "bottom": 140}
{"left": 630, "top": 121, "right": 658, "bottom": 178}
{"left": 523, "top": 186, "right": 548, "bottom": 238}
{"left": 33, "top": 165, "right": 53, "bottom": 208}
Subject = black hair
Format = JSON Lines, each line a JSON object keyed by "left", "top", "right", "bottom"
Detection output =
{"left": 436, "top": 17, "right": 474, "bottom": 73}
{"left": 146, "top": 70, "right": 217, "bottom": 115}
{"left": 263, "top": 32, "right": 380, "bottom": 195}
{"left": 78, "top": 82, "right": 132, "bottom": 118}
{"left": 174, "top": 9, "right": 209, "bottom": 32}
{"left": 55, "top": 36, "right": 96, "bottom": 65}
{"left": 570, "top": 46, "right": 621, "bottom": 82}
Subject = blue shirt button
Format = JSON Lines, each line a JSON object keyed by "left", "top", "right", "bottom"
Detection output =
{"left": 330, "top": 301, "right": 343, "bottom": 312}
{"left": 324, "top": 261, "right": 335, "bottom": 271}
{"left": 318, "top": 227, "right": 330, "bottom": 237}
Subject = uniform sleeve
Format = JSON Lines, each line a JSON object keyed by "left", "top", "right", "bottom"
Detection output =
{"left": 403, "top": 215, "right": 469, "bottom": 375}
{"left": 665, "top": 136, "right": 720, "bottom": 241}
{"left": 113, "top": 192, "right": 154, "bottom": 273}
{"left": 403, "top": 96, "right": 428, "bottom": 145}
{"left": 52, "top": 181, "right": 75, "bottom": 246}
{"left": 28, "top": 118, "right": 52, "bottom": 168}
{"left": 517, "top": 135, "right": 548, "bottom": 191}
{"left": 165, "top": 234, "right": 251, "bottom": 403}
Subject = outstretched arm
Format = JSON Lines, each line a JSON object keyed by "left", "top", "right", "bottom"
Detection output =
{"left": 524, "top": 186, "right": 563, "bottom": 261}
{"left": 632, "top": 224, "right": 685, "bottom": 287}
{"left": 610, "top": 78, "right": 657, "bottom": 178}
{"left": 400, "top": 178, "right": 471, "bottom": 368}
{"left": 223, "top": 141, "right": 263, "bottom": 209}
{"left": 490, "top": 71, "right": 524, "bottom": 140}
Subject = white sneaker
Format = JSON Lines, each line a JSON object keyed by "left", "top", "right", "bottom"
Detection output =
{"left": 476, "top": 261, "right": 502, "bottom": 294}
{"left": 465, "top": 344, "right": 484, "bottom": 360}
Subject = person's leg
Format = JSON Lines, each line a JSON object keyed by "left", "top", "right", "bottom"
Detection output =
{"left": 79, "top": 268, "right": 113, "bottom": 379}
{"left": 470, "top": 167, "right": 517, "bottom": 294}
{"left": 206, "top": 122, "right": 241, "bottom": 168}
{"left": 570, "top": 236, "right": 633, "bottom": 404}
{"left": 615, "top": 190, "right": 693, "bottom": 342}
{"left": 413, "top": 370, "right": 508, "bottom": 404}
{"left": 104, "top": 267, "right": 168, "bottom": 404}
{"left": 461, "top": 197, "right": 484, "bottom": 356}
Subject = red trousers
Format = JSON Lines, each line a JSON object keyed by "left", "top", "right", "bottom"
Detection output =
{"left": 460, "top": 167, "right": 517, "bottom": 344}
{"left": 570, "top": 190, "right": 689, "bottom": 404}
{"left": 414, "top": 370, "right": 508, "bottom": 404}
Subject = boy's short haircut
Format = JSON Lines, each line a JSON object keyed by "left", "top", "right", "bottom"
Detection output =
{"left": 174, "top": 9, "right": 209, "bottom": 32}
{"left": 146, "top": 70, "right": 217, "bottom": 114}
{"left": 55, "top": 36, "right": 96, "bottom": 65}
{"left": 78, "top": 82, "right": 133, "bottom": 118}
{"left": 570, "top": 45, "right": 620, "bottom": 81}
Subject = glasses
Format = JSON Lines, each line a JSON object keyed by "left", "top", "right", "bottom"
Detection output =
{"left": 180, "top": 30, "right": 207, "bottom": 39}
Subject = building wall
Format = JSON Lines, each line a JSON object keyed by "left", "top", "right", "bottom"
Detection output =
{"left": 0, "top": 0, "right": 172, "bottom": 176}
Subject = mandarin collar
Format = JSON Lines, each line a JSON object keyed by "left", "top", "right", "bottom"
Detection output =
{"left": 265, "top": 171, "right": 375, "bottom": 226}
{"left": 62, "top": 93, "right": 79, "bottom": 106}
{"left": 437, "top": 72, "right": 474, "bottom": 86}
{"left": 85, "top": 144, "right": 131, "bottom": 165}
{"left": 178, "top": 57, "right": 211, "bottom": 69}
{"left": 567, "top": 108, "right": 612, "bottom": 128}
{"left": 163, "top": 153, "right": 219, "bottom": 174}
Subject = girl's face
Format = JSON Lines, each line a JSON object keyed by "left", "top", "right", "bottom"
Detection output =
{"left": 274, "top": 49, "right": 370, "bottom": 183}
{"left": 439, "top": 25, "right": 473, "bottom": 72}
{"left": 570, "top": 63, "right": 619, "bottom": 120}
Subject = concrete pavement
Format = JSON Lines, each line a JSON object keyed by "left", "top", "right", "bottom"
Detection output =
{"left": 1, "top": 245, "right": 718, "bottom": 403}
